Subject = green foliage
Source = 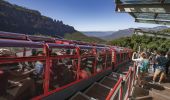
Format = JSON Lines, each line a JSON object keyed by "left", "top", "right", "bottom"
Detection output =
{"left": 108, "top": 34, "right": 170, "bottom": 51}
{"left": 158, "top": 29, "right": 170, "bottom": 34}
{"left": 64, "top": 32, "right": 106, "bottom": 43}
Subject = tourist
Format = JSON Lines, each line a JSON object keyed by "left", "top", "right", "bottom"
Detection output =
{"left": 0, "top": 69, "right": 8, "bottom": 96}
{"left": 35, "top": 51, "right": 45, "bottom": 77}
{"left": 132, "top": 52, "right": 149, "bottom": 86}
{"left": 153, "top": 50, "right": 168, "bottom": 84}
{"left": 0, "top": 49, "right": 35, "bottom": 99}
{"left": 149, "top": 50, "right": 157, "bottom": 72}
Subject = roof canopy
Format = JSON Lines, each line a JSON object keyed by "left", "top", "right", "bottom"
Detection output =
{"left": 115, "top": 0, "right": 170, "bottom": 25}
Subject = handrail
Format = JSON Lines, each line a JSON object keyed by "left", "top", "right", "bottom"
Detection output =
{"left": 106, "top": 66, "right": 135, "bottom": 100}
{"left": 124, "top": 67, "right": 132, "bottom": 81}
{"left": 0, "top": 39, "right": 43, "bottom": 48}
{"left": 106, "top": 77, "right": 123, "bottom": 100}
{"left": 124, "top": 67, "right": 133, "bottom": 100}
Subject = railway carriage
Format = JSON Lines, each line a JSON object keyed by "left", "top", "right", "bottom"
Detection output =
{"left": 0, "top": 31, "right": 132, "bottom": 100}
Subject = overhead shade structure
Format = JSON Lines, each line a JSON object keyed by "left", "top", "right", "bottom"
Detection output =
{"left": 116, "top": 0, "right": 170, "bottom": 13}
{"left": 115, "top": 0, "right": 170, "bottom": 25}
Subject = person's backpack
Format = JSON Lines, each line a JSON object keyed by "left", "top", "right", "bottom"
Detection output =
{"left": 156, "top": 56, "right": 168, "bottom": 71}
{"left": 140, "top": 59, "right": 149, "bottom": 72}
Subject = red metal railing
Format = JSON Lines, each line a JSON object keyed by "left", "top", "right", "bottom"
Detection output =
{"left": 106, "top": 77, "right": 123, "bottom": 100}
{"left": 0, "top": 32, "right": 133, "bottom": 100}
{"left": 106, "top": 66, "right": 136, "bottom": 100}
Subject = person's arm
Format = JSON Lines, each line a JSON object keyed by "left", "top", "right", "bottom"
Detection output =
{"left": 8, "top": 70, "right": 21, "bottom": 76}
{"left": 8, "top": 69, "right": 35, "bottom": 76}
{"left": 22, "top": 69, "right": 35, "bottom": 75}
{"left": 132, "top": 58, "right": 142, "bottom": 62}
{"left": 132, "top": 52, "right": 141, "bottom": 62}
{"left": 131, "top": 52, "right": 136, "bottom": 61}
{"left": 8, "top": 80, "right": 22, "bottom": 86}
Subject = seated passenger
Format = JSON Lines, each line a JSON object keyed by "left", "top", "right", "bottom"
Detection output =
{"left": 35, "top": 51, "right": 45, "bottom": 77}
{"left": 80, "top": 61, "right": 92, "bottom": 79}
{"left": 0, "top": 49, "right": 35, "bottom": 99}
{"left": 96, "top": 65, "right": 102, "bottom": 72}
{"left": 84, "top": 67, "right": 92, "bottom": 76}
{"left": 55, "top": 49, "right": 64, "bottom": 55}
{"left": 35, "top": 61, "right": 44, "bottom": 75}
{"left": 0, "top": 69, "right": 8, "bottom": 96}
{"left": 0, "top": 64, "right": 35, "bottom": 100}
{"left": 79, "top": 69, "right": 89, "bottom": 79}
{"left": 96, "top": 56, "right": 103, "bottom": 72}
{"left": 81, "top": 50, "right": 89, "bottom": 55}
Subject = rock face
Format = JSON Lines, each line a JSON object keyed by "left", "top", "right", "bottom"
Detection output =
{"left": 0, "top": 0, "right": 76, "bottom": 37}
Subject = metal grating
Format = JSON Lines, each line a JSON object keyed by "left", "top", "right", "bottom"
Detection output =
{"left": 70, "top": 92, "right": 90, "bottom": 100}
{"left": 84, "top": 83, "right": 110, "bottom": 100}
{"left": 100, "top": 77, "right": 117, "bottom": 88}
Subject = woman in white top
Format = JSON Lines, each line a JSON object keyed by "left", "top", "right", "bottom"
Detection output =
{"left": 132, "top": 52, "right": 149, "bottom": 86}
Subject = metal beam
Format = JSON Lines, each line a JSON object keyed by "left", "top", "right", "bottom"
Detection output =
{"left": 154, "top": 13, "right": 158, "bottom": 20}
{"left": 116, "top": 0, "right": 167, "bottom": 4}
{"left": 135, "top": 18, "right": 170, "bottom": 25}
{"left": 135, "top": 17, "right": 170, "bottom": 22}
{"left": 116, "top": 3, "right": 170, "bottom": 13}
{"left": 160, "top": 0, "right": 165, "bottom": 4}
{"left": 129, "top": 12, "right": 137, "bottom": 19}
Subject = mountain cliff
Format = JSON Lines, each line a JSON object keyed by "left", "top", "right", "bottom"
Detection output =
{"left": 0, "top": 0, "right": 76, "bottom": 37}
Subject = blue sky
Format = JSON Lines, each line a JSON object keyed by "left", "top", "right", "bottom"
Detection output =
{"left": 7, "top": 0, "right": 162, "bottom": 31}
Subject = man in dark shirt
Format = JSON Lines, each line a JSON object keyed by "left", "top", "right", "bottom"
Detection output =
{"left": 153, "top": 51, "right": 168, "bottom": 84}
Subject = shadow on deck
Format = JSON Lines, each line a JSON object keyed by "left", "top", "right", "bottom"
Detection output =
{"left": 132, "top": 74, "right": 170, "bottom": 100}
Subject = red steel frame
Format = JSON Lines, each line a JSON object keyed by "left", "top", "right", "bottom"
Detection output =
{"left": 0, "top": 31, "right": 133, "bottom": 100}
{"left": 33, "top": 44, "right": 114, "bottom": 99}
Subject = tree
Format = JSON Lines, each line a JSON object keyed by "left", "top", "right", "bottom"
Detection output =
{"left": 108, "top": 34, "right": 170, "bottom": 52}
